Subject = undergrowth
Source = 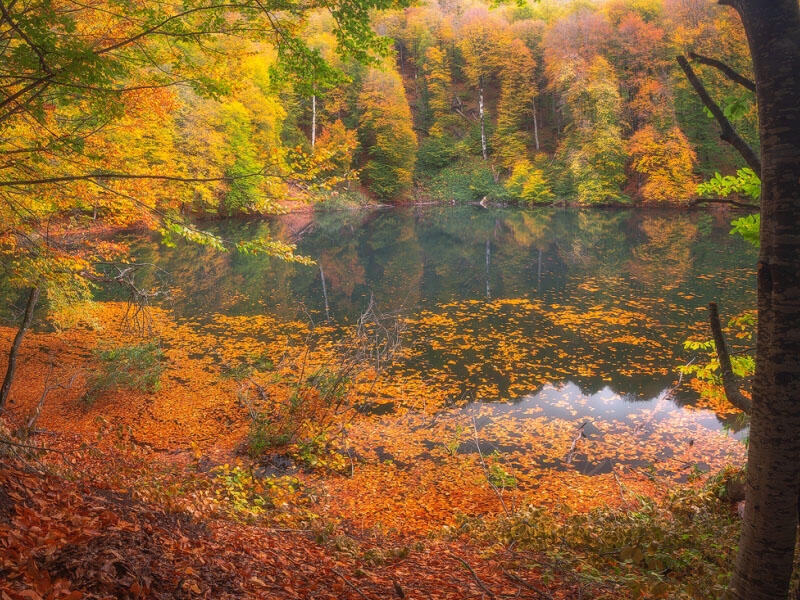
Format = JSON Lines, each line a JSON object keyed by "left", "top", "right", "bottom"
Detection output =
{"left": 459, "top": 469, "right": 746, "bottom": 599}
{"left": 83, "top": 341, "right": 165, "bottom": 405}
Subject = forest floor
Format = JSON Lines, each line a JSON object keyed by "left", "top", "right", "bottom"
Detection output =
{"left": 0, "top": 302, "right": 746, "bottom": 599}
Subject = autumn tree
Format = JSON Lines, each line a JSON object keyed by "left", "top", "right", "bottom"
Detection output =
{"left": 604, "top": 10, "right": 669, "bottom": 130}
{"left": 0, "top": 0, "right": 406, "bottom": 409}
{"left": 556, "top": 56, "right": 627, "bottom": 204}
{"left": 627, "top": 125, "right": 697, "bottom": 202}
{"left": 424, "top": 46, "right": 456, "bottom": 139}
{"left": 457, "top": 7, "right": 509, "bottom": 161}
{"left": 493, "top": 38, "right": 537, "bottom": 170}
{"left": 416, "top": 45, "right": 460, "bottom": 173}
{"left": 357, "top": 66, "right": 417, "bottom": 200}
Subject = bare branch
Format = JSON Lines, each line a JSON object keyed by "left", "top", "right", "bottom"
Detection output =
{"left": 471, "top": 415, "right": 510, "bottom": 516}
{"left": 676, "top": 55, "right": 761, "bottom": 174}
{"left": 689, "top": 51, "right": 755, "bottom": 92}
{"left": 449, "top": 552, "right": 496, "bottom": 599}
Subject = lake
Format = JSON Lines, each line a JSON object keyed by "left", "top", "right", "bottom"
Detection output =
{"left": 124, "top": 205, "right": 755, "bottom": 475}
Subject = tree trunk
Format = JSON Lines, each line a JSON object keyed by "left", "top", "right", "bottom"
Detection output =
{"left": 708, "top": 302, "right": 751, "bottom": 413}
{"left": 478, "top": 78, "right": 488, "bottom": 161}
{"left": 311, "top": 93, "right": 317, "bottom": 152}
{"left": 0, "top": 285, "right": 40, "bottom": 410}
{"left": 532, "top": 95, "right": 540, "bottom": 151}
{"left": 725, "top": 1, "right": 800, "bottom": 598}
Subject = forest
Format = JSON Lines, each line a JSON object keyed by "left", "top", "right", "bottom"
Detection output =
{"left": 2, "top": 0, "right": 799, "bottom": 598}
{"left": 0, "top": 0, "right": 758, "bottom": 218}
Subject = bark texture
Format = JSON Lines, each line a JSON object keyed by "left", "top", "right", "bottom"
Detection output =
{"left": 725, "top": 1, "right": 800, "bottom": 598}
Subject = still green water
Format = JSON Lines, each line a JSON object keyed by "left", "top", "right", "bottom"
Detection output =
{"left": 126, "top": 205, "right": 756, "bottom": 430}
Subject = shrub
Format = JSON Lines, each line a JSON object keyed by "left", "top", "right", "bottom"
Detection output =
{"left": 504, "top": 159, "right": 555, "bottom": 204}
{"left": 83, "top": 342, "right": 165, "bottom": 405}
{"left": 484, "top": 481, "right": 743, "bottom": 598}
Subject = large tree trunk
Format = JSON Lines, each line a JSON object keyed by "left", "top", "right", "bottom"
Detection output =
{"left": 0, "top": 285, "right": 40, "bottom": 410}
{"left": 725, "top": 1, "right": 800, "bottom": 598}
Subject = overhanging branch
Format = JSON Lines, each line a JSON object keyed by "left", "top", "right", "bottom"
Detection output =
{"left": 689, "top": 52, "right": 756, "bottom": 92}
{"left": 676, "top": 55, "right": 761, "bottom": 174}
{"left": 690, "top": 197, "right": 759, "bottom": 209}
{"left": 709, "top": 302, "right": 752, "bottom": 414}
{"left": 0, "top": 170, "right": 267, "bottom": 187}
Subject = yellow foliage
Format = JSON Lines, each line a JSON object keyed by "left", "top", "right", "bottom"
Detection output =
{"left": 628, "top": 126, "right": 698, "bottom": 203}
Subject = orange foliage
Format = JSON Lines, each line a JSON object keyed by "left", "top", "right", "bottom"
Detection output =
{"left": 0, "top": 295, "right": 747, "bottom": 598}
{"left": 628, "top": 125, "right": 698, "bottom": 203}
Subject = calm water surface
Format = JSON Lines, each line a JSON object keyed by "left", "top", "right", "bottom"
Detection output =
{"left": 125, "top": 205, "right": 756, "bottom": 448}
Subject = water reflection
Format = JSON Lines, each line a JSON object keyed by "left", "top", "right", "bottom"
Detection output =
{"left": 123, "top": 206, "right": 756, "bottom": 424}
{"left": 452, "top": 380, "right": 747, "bottom": 480}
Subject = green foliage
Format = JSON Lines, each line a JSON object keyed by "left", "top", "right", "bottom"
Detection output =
{"left": 246, "top": 413, "right": 293, "bottom": 458}
{"left": 696, "top": 168, "right": 761, "bottom": 201}
{"left": 730, "top": 213, "right": 760, "bottom": 248}
{"left": 556, "top": 57, "right": 628, "bottom": 205}
{"left": 83, "top": 342, "right": 165, "bottom": 405}
{"left": 696, "top": 168, "right": 760, "bottom": 247}
{"left": 315, "top": 188, "right": 374, "bottom": 210}
{"left": 209, "top": 463, "right": 300, "bottom": 522}
{"left": 293, "top": 433, "right": 348, "bottom": 472}
{"left": 218, "top": 101, "right": 267, "bottom": 215}
{"left": 357, "top": 65, "right": 417, "bottom": 200}
{"left": 416, "top": 135, "right": 459, "bottom": 175}
{"left": 442, "top": 424, "right": 466, "bottom": 457}
{"left": 504, "top": 159, "right": 555, "bottom": 204}
{"left": 422, "top": 158, "right": 504, "bottom": 203}
{"left": 681, "top": 311, "right": 756, "bottom": 393}
{"left": 487, "top": 454, "right": 517, "bottom": 490}
{"left": 222, "top": 352, "right": 274, "bottom": 381}
{"left": 487, "top": 482, "right": 742, "bottom": 598}
{"left": 307, "top": 367, "right": 351, "bottom": 403}
{"left": 211, "top": 464, "right": 272, "bottom": 518}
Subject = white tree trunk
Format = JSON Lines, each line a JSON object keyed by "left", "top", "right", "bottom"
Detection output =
{"left": 311, "top": 94, "right": 317, "bottom": 152}
{"left": 479, "top": 83, "right": 488, "bottom": 161}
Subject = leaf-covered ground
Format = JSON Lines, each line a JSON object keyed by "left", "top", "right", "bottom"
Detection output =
{"left": 0, "top": 302, "right": 747, "bottom": 599}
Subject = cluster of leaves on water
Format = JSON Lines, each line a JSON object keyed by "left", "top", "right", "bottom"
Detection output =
{"left": 0, "top": 300, "right": 755, "bottom": 600}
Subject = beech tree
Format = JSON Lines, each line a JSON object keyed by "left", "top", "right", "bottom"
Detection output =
{"left": 627, "top": 124, "right": 697, "bottom": 202}
{"left": 556, "top": 56, "right": 627, "bottom": 204}
{"left": 458, "top": 8, "right": 508, "bottom": 161}
{"left": 720, "top": 2, "right": 800, "bottom": 598}
{"left": 357, "top": 65, "right": 417, "bottom": 199}
{"left": 493, "top": 38, "right": 537, "bottom": 170}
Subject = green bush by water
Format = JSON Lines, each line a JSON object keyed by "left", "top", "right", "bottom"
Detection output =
{"left": 83, "top": 342, "right": 165, "bottom": 405}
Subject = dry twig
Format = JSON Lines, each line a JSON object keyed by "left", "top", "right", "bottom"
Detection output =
{"left": 449, "top": 552, "right": 496, "bottom": 599}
